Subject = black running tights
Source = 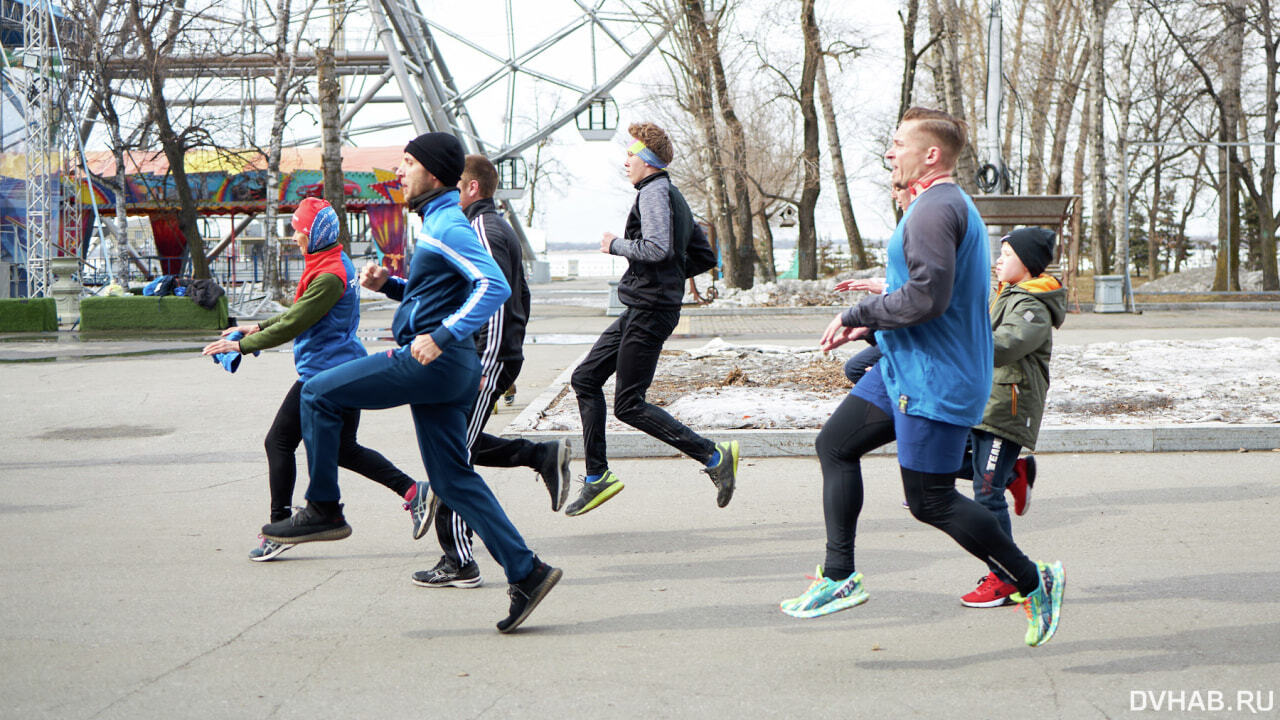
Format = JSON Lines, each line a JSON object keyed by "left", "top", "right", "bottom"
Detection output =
{"left": 816, "top": 394, "right": 1040, "bottom": 595}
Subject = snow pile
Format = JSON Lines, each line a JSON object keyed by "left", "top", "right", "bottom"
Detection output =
{"left": 1048, "top": 337, "right": 1280, "bottom": 425}
{"left": 517, "top": 337, "right": 1280, "bottom": 432}
{"left": 708, "top": 268, "right": 885, "bottom": 308}
{"left": 1136, "top": 266, "right": 1264, "bottom": 292}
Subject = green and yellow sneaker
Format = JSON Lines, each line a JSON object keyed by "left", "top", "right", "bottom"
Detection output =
{"left": 564, "top": 470, "right": 624, "bottom": 517}
{"left": 703, "top": 440, "right": 739, "bottom": 507}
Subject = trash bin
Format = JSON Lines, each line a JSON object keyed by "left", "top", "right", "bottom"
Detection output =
{"left": 1093, "top": 274, "right": 1125, "bottom": 313}
{"left": 530, "top": 259, "right": 551, "bottom": 284}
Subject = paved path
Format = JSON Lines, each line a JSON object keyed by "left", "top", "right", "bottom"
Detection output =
{"left": 2, "top": 287, "right": 1278, "bottom": 718}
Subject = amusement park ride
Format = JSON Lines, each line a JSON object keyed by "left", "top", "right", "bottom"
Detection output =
{"left": 0, "top": 0, "right": 669, "bottom": 321}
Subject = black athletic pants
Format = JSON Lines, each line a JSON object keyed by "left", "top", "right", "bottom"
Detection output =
{"left": 815, "top": 393, "right": 1041, "bottom": 596}
{"left": 571, "top": 307, "right": 716, "bottom": 476}
{"left": 435, "top": 359, "right": 545, "bottom": 567}
{"left": 265, "top": 380, "right": 415, "bottom": 522}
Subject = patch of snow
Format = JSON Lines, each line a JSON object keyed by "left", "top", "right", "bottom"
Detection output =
{"left": 518, "top": 337, "right": 1280, "bottom": 432}
{"left": 1136, "top": 266, "right": 1264, "bottom": 292}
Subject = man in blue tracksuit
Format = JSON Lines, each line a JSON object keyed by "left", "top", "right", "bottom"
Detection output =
{"left": 261, "top": 132, "right": 561, "bottom": 633}
{"left": 779, "top": 108, "right": 1064, "bottom": 648}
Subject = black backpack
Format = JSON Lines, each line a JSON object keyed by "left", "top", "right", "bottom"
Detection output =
{"left": 684, "top": 222, "right": 718, "bottom": 278}
{"left": 187, "top": 278, "right": 226, "bottom": 310}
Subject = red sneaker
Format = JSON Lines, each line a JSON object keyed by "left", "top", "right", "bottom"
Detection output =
{"left": 1008, "top": 455, "right": 1036, "bottom": 516}
{"left": 960, "top": 572, "right": 1018, "bottom": 608}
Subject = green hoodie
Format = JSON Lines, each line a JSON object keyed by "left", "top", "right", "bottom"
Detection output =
{"left": 975, "top": 274, "right": 1067, "bottom": 450}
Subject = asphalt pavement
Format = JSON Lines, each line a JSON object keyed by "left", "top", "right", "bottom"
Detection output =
{"left": 1, "top": 285, "right": 1277, "bottom": 719}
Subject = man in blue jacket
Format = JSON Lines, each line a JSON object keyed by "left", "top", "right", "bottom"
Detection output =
{"left": 780, "top": 108, "right": 1064, "bottom": 648}
{"left": 262, "top": 132, "right": 561, "bottom": 633}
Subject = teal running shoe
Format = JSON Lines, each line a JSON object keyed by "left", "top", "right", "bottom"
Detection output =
{"left": 1012, "top": 560, "right": 1065, "bottom": 647}
{"left": 780, "top": 567, "right": 869, "bottom": 618}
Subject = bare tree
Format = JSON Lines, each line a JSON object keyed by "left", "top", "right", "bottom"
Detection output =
{"left": 122, "top": 0, "right": 252, "bottom": 281}
{"left": 70, "top": 0, "right": 149, "bottom": 283}
{"left": 1087, "top": 0, "right": 1115, "bottom": 275}
{"left": 1149, "top": 0, "right": 1260, "bottom": 290}
{"left": 686, "top": 0, "right": 757, "bottom": 288}
{"left": 796, "top": 0, "right": 821, "bottom": 280}
{"left": 817, "top": 48, "right": 870, "bottom": 269}
{"left": 925, "top": 0, "right": 979, "bottom": 194}
{"left": 654, "top": 0, "right": 742, "bottom": 285}
{"left": 316, "top": 46, "right": 350, "bottom": 251}
{"left": 253, "top": 0, "right": 323, "bottom": 302}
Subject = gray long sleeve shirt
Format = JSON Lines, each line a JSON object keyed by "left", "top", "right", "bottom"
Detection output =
{"left": 842, "top": 183, "right": 969, "bottom": 330}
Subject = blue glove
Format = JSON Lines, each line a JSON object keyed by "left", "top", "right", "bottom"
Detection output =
{"left": 212, "top": 330, "right": 260, "bottom": 374}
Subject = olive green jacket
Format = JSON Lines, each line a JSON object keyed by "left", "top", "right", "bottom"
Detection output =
{"left": 975, "top": 275, "right": 1067, "bottom": 450}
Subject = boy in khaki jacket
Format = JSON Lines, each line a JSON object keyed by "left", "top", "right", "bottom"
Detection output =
{"left": 959, "top": 226, "right": 1066, "bottom": 608}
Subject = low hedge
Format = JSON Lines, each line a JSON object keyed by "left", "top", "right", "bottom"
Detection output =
{"left": 0, "top": 298, "right": 58, "bottom": 332}
{"left": 79, "top": 295, "right": 228, "bottom": 331}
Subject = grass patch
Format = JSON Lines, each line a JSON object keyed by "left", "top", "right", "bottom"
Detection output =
{"left": 79, "top": 296, "right": 228, "bottom": 331}
{"left": 0, "top": 298, "right": 58, "bottom": 332}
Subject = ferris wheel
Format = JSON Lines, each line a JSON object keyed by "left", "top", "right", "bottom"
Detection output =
{"left": 351, "top": 0, "right": 667, "bottom": 194}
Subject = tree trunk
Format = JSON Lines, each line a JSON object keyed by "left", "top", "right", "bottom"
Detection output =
{"left": 1025, "top": 0, "right": 1063, "bottom": 194}
{"left": 898, "top": 0, "right": 921, "bottom": 122}
{"left": 128, "top": 0, "right": 209, "bottom": 279}
{"left": 1112, "top": 3, "right": 1138, "bottom": 279}
{"left": 1047, "top": 29, "right": 1089, "bottom": 195}
{"left": 679, "top": 2, "right": 738, "bottom": 286}
{"left": 1213, "top": 0, "right": 1246, "bottom": 291}
{"left": 525, "top": 139, "right": 544, "bottom": 228}
{"left": 696, "top": 1, "right": 756, "bottom": 288}
{"left": 927, "top": 0, "right": 979, "bottom": 194}
{"left": 1262, "top": 0, "right": 1280, "bottom": 290}
{"left": 896, "top": 0, "right": 922, "bottom": 222}
{"left": 755, "top": 208, "right": 777, "bottom": 283}
{"left": 1002, "top": 0, "right": 1030, "bottom": 167}
{"left": 1148, "top": 151, "right": 1163, "bottom": 279}
{"left": 817, "top": 53, "right": 868, "bottom": 270}
{"left": 262, "top": 0, "right": 296, "bottom": 303}
{"left": 317, "top": 47, "right": 350, "bottom": 252}
{"left": 797, "top": 0, "right": 822, "bottom": 280}
{"left": 1088, "top": 0, "right": 1112, "bottom": 275}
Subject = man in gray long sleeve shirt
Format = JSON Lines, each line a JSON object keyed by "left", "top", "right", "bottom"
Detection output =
{"left": 564, "top": 122, "right": 740, "bottom": 517}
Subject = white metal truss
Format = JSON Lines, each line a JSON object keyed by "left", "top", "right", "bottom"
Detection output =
{"left": 21, "top": 0, "right": 54, "bottom": 298}
{"left": 17, "top": 0, "right": 91, "bottom": 298}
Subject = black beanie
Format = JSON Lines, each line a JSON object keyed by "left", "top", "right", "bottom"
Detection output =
{"left": 1002, "top": 226, "right": 1056, "bottom": 278}
{"left": 405, "top": 132, "right": 465, "bottom": 188}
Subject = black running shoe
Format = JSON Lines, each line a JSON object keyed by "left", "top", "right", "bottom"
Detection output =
{"left": 703, "top": 440, "right": 739, "bottom": 508}
{"left": 412, "top": 555, "right": 483, "bottom": 588}
{"left": 536, "top": 439, "right": 573, "bottom": 512}
{"left": 497, "top": 556, "right": 562, "bottom": 633}
{"left": 261, "top": 502, "right": 352, "bottom": 544}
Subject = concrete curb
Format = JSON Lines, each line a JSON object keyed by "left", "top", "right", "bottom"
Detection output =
{"left": 677, "top": 302, "right": 1280, "bottom": 316}
{"left": 504, "top": 366, "right": 1280, "bottom": 456}
{"left": 500, "top": 424, "right": 1280, "bottom": 457}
